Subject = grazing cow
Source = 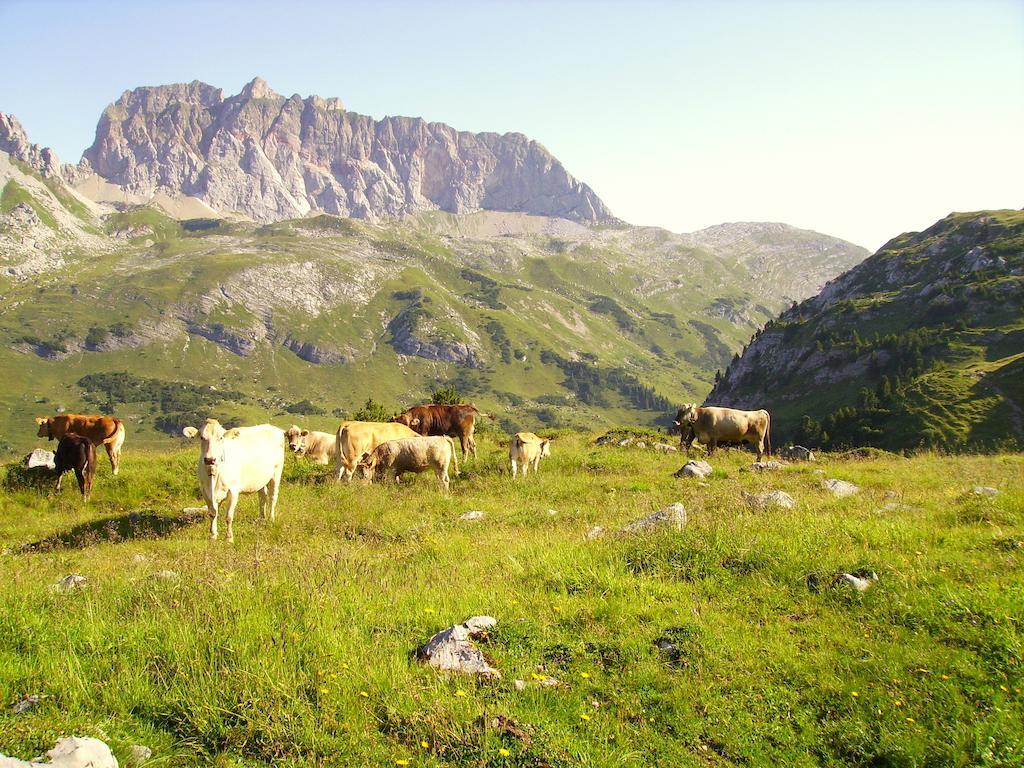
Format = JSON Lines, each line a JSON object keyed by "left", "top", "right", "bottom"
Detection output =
{"left": 53, "top": 433, "right": 96, "bottom": 500}
{"left": 509, "top": 432, "right": 551, "bottom": 478}
{"left": 335, "top": 421, "right": 419, "bottom": 481}
{"left": 182, "top": 420, "right": 285, "bottom": 542}
{"left": 35, "top": 413, "right": 125, "bottom": 474}
{"left": 358, "top": 436, "right": 460, "bottom": 492}
{"left": 285, "top": 424, "right": 345, "bottom": 465}
{"left": 675, "top": 404, "right": 772, "bottom": 461}
{"left": 393, "top": 404, "right": 490, "bottom": 459}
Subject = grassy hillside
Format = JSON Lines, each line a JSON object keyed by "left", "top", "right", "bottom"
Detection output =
{"left": 0, "top": 157, "right": 867, "bottom": 456}
{"left": 708, "top": 210, "right": 1024, "bottom": 452}
{"left": 1, "top": 437, "right": 1021, "bottom": 766}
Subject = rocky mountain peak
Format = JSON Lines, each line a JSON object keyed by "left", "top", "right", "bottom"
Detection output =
{"left": 0, "top": 112, "right": 61, "bottom": 177}
{"left": 74, "top": 77, "right": 614, "bottom": 224}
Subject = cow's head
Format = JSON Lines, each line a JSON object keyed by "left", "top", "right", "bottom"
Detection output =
{"left": 539, "top": 439, "right": 552, "bottom": 458}
{"left": 393, "top": 411, "right": 417, "bottom": 427}
{"left": 675, "top": 403, "right": 699, "bottom": 426}
{"left": 182, "top": 419, "right": 236, "bottom": 476}
{"left": 35, "top": 417, "right": 54, "bottom": 440}
{"left": 356, "top": 452, "right": 379, "bottom": 483}
{"left": 285, "top": 425, "right": 308, "bottom": 454}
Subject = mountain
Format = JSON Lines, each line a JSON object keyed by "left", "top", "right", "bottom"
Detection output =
{"left": 0, "top": 102, "right": 868, "bottom": 454}
{"left": 67, "top": 77, "right": 613, "bottom": 224}
{"left": 707, "top": 210, "right": 1024, "bottom": 451}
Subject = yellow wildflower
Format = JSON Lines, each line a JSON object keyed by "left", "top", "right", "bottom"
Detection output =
{"left": 580, "top": 672, "right": 591, "bottom": 679}
{"left": 455, "top": 690, "right": 466, "bottom": 697}
{"left": 359, "top": 690, "right": 369, "bottom": 698}
{"left": 396, "top": 761, "right": 409, "bottom": 766}
{"left": 499, "top": 748, "right": 510, "bottom": 756}
{"left": 421, "top": 741, "right": 429, "bottom": 749}
{"left": 580, "top": 713, "right": 591, "bottom": 721}
{"left": 851, "top": 691, "right": 859, "bottom": 697}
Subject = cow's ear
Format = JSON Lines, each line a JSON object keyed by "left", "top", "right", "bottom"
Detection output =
{"left": 410, "top": 418, "right": 420, "bottom": 426}
{"left": 300, "top": 430, "right": 309, "bottom": 436}
{"left": 182, "top": 426, "right": 199, "bottom": 439}
{"left": 224, "top": 428, "right": 241, "bottom": 439}
{"left": 35, "top": 417, "right": 47, "bottom": 425}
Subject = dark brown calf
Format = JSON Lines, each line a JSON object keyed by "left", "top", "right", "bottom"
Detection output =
{"left": 393, "top": 403, "right": 491, "bottom": 459}
{"left": 54, "top": 432, "right": 96, "bottom": 500}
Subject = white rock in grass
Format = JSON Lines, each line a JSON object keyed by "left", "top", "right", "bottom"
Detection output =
{"left": 675, "top": 460, "right": 712, "bottom": 479}
{"left": 546, "top": 509, "right": 559, "bottom": 517}
{"left": 653, "top": 443, "right": 678, "bottom": 454}
{"left": 23, "top": 449, "right": 56, "bottom": 470}
{"left": 0, "top": 736, "right": 118, "bottom": 768}
{"left": 837, "top": 572, "right": 878, "bottom": 591}
{"left": 822, "top": 479, "right": 860, "bottom": 497}
{"left": 459, "top": 510, "right": 485, "bottom": 521}
{"left": 513, "top": 679, "right": 526, "bottom": 691}
{"left": 128, "top": 744, "right": 152, "bottom": 765}
{"left": 149, "top": 570, "right": 178, "bottom": 581}
{"left": 11, "top": 694, "right": 39, "bottom": 714}
{"left": 584, "top": 526, "right": 605, "bottom": 541}
{"left": 621, "top": 503, "right": 687, "bottom": 534}
{"left": 418, "top": 616, "right": 500, "bottom": 678}
{"left": 52, "top": 574, "right": 86, "bottom": 592}
{"left": 750, "top": 461, "right": 784, "bottom": 472}
{"left": 181, "top": 507, "right": 207, "bottom": 516}
{"left": 743, "top": 490, "right": 795, "bottom": 511}
{"left": 973, "top": 486, "right": 999, "bottom": 496}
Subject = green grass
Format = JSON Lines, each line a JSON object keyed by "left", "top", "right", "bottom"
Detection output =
{"left": 1, "top": 179, "right": 59, "bottom": 231}
{"left": 1, "top": 437, "right": 1021, "bottom": 766}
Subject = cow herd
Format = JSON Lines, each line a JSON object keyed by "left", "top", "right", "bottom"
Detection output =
{"left": 28, "top": 401, "right": 773, "bottom": 543}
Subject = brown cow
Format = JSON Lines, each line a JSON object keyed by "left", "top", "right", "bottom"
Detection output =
{"left": 36, "top": 413, "right": 125, "bottom": 474}
{"left": 393, "top": 404, "right": 490, "bottom": 459}
{"left": 675, "top": 404, "right": 772, "bottom": 461}
{"left": 53, "top": 432, "right": 96, "bottom": 500}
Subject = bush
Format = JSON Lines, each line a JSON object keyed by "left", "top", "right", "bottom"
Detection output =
{"left": 353, "top": 398, "right": 394, "bottom": 422}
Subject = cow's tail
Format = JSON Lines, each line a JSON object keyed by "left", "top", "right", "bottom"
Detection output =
{"left": 764, "top": 411, "right": 773, "bottom": 457}
{"left": 335, "top": 426, "right": 349, "bottom": 480}
{"left": 101, "top": 417, "right": 123, "bottom": 445}
{"left": 85, "top": 441, "right": 97, "bottom": 484}
{"left": 446, "top": 436, "right": 460, "bottom": 477}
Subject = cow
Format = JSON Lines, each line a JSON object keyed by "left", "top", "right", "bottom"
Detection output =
{"left": 393, "top": 404, "right": 490, "bottom": 459}
{"left": 285, "top": 424, "right": 345, "bottom": 465}
{"left": 509, "top": 432, "right": 551, "bottom": 478}
{"left": 53, "top": 433, "right": 96, "bottom": 500}
{"left": 357, "top": 436, "right": 460, "bottom": 492}
{"left": 674, "top": 404, "right": 772, "bottom": 461}
{"left": 335, "top": 421, "right": 419, "bottom": 481}
{"left": 35, "top": 413, "right": 125, "bottom": 475}
{"left": 182, "top": 420, "right": 285, "bottom": 543}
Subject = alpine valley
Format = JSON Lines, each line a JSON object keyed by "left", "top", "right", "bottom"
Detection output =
{"left": 2, "top": 77, "right": 876, "bottom": 452}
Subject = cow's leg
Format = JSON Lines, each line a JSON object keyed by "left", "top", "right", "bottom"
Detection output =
{"left": 510, "top": 458, "right": 518, "bottom": 478}
{"left": 257, "top": 486, "right": 269, "bottom": 519}
{"left": 223, "top": 490, "right": 240, "bottom": 543}
{"left": 756, "top": 437, "right": 766, "bottom": 462}
{"left": 268, "top": 471, "right": 281, "bottom": 521}
{"left": 207, "top": 498, "right": 220, "bottom": 541}
{"left": 469, "top": 435, "right": 477, "bottom": 460}
{"left": 54, "top": 470, "right": 63, "bottom": 493}
{"left": 438, "top": 466, "right": 450, "bottom": 494}
{"left": 74, "top": 467, "right": 87, "bottom": 499}
{"left": 707, "top": 438, "right": 717, "bottom": 457}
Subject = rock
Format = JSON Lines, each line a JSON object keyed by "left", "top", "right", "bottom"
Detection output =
{"left": 674, "top": 460, "right": 712, "bottom": 479}
{"left": 750, "top": 460, "right": 784, "bottom": 472}
{"left": 635, "top": 441, "right": 647, "bottom": 449}
{"left": 0, "top": 736, "right": 118, "bottom": 768}
{"left": 584, "top": 526, "right": 605, "bottom": 541}
{"left": 594, "top": 435, "right": 617, "bottom": 446}
{"left": 149, "top": 570, "right": 178, "bottom": 581}
{"left": 835, "top": 572, "right": 878, "bottom": 591}
{"left": 617, "top": 438, "right": 633, "bottom": 447}
{"left": 459, "top": 510, "right": 485, "bottom": 521}
{"left": 0, "top": 113, "right": 62, "bottom": 176}
{"left": 653, "top": 443, "right": 678, "bottom": 453}
{"left": 822, "top": 479, "right": 860, "bottom": 497}
{"left": 780, "top": 445, "right": 815, "bottom": 462}
{"left": 53, "top": 574, "right": 86, "bottom": 592}
{"left": 973, "top": 486, "right": 999, "bottom": 496}
{"left": 23, "top": 449, "right": 55, "bottom": 470}
{"left": 546, "top": 509, "right": 558, "bottom": 517}
{"left": 743, "top": 490, "right": 796, "bottom": 511}
{"left": 127, "top": 745, "right": 152, "bottom": 765}
{"left": 418, "top": 615, "right": 500, "bottom": 678}
{"left": 131, "top": 554, "right": 149, "bottom": 563}
{"left": 621, "top": 503, "right": 687, "bottom": 534}
{"left": 79, "top": 79, "right": 614, "bottom": 225}
{"left": 181, "top": 507, "right": 207, "bottom": 516}
{"left": 11, "top": 694, "right": 39, "bottom": 714}
{"left": 513, "top": 679, "right": 526, "bottom": 692}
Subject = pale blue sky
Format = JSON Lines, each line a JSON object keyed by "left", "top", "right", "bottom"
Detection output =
{"left": 2, "top": 0, "right": 1021, "bottom": 249}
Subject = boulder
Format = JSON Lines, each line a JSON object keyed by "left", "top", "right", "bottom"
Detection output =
{"left": 127, "top": 745, "right": 152, "bottom": 766}
{"left": 653, "top": 443, "right": 678, "bottom": 454}
{"left": 835, "top": 572, "right": 878, "bottom": 591}
{"left": 584, "top": 526, "right": 605, "bottom": 541}
{"left": 418, "top": 616, "right": 500, "bottom": 678}
{"left": 23, "top": 449, "right": 55, "bottom": 470}
{"left": 459, "top": 510, "right": 485, "bottom": 521}
{"left": 149, "top": 570, "right": 178, "bottom": 581}
{"left": 674, "top": 460, "right": 712, "bottom": 479}
{"left": 750, "top": 461, "right": 784, "bottom": 472}
{"left": 973, "top": 486, "right": 999, "bottom": 496}
{"left": 822, "top": 479, "right": 860, "bottom": 497}
{"left": 53, "top": 574, "right": 86, "bottom": 592}
{"left": 11, "top": 694, "right": 39, "bottom": 714}
{"left": 742, "top": 490, "right": 795, "bottom": 511}
{"left": 0, "top": 736, "right": 118, "bottom": 768}
{"left": 621, "top": 503, "right": 687, "bottom": 534}
{"left": 780, "top": 445, "right": 815, "bottom": 462}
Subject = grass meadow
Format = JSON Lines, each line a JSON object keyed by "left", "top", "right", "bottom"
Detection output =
{"left": 0, "top": 434, "right": 1022, "bottom": 766}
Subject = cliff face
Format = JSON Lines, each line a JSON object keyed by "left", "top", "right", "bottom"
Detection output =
{"left": 0, "top": 113, "right": 61, "bottom": 177}
{"left": 78, "top": 77, "right": 614, "bottom": 224}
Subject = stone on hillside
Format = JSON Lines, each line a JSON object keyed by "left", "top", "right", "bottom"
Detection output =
{"left": 973, "top": 486, "right": 999, "bottom": 496}
{"left": 584, "top": 526, "right": 605, "bottom": 541}
{"left": 635, "top": 441, "right": 647, "bottom": 449}
{"left": 617, "top": 438, "right": 633, "bottom": 447}
{"left": 181, "top": 507, "right": 207, "bottom": 516}
{"left": 822, "top": 479, "right": 860, "bottom": 497}
{"left": 780, "top": 445, "right": 815, "bottom": 462}
{"left": 743, "top": 490, "right": 795, "bottom": 511}
{"left": 653, "top": 443, "right": 678, "bottom": 453}
{"left": 621, "top": 503, "right": 687, "bottom": 534}
{"left": 23, "top": 449, "right": 56, "bottom": 470}
{"left": 750, "top": 460, "right": 784, "bottom": 472}
{"left": 53, "top": 574, "right": 86, "bottom": 592}
{"left": 459, "top": 510, "right": 485, "bottom": 521}
{"left": 546, "top": 509, "right": 558, "bottom": 517}
{"left": 513, "top": 679, "right": 526, "bottom": 691}
{"left": 11, "top": 694, "right": 39, "bottom": 714}
{"left": 835, "top": 572, "right": 878, "bottom": 591}
{"left": 0, "top": 736, "right": 118, "bottom": 768}
{"left": 595, "top": 434, "right": 616, "bottom": 446}
{"left": 149, "top": 570, "right": 178, "bottom": 581}
{"left": 418, "top": 615, "right": 500, "bottom": 678}
{"left": 127, "top": 745, "right": 152, "bottom": 765}
{"left": 674, "top": 460, "right": 712, "bottom": 479}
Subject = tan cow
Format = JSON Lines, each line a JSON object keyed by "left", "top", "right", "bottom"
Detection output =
{"left": 335, "top": 421, "right": 419, "bottom": 481}
{"left": 358, "top": 436, "right": 460, "bottom": 492}
{"left": 285, "top": 424, "right": 345, "bottom": 465}
{"left": 675, "top": 404, "right": 772, "bottom": 461}
{"left": 36, "top": 413, "right": 125, "bottom": 474}
{"left": 182, "top": 420, "right": 285, "bottom": 543}
{"left": 509, "top": 432, "right": 551, "bottom": 478}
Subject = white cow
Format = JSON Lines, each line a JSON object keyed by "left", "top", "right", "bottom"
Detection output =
{"left": 285, "top": 424, "right": 343, "bottom": 465}
{"left": 357, "top": 435, "right": 460, "bottom": 492}
{"left": 509, "top": 432, "right": 551, "bottom": 478}
{"left": 182, "top": 419, "right": 285, "bottom": 542}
